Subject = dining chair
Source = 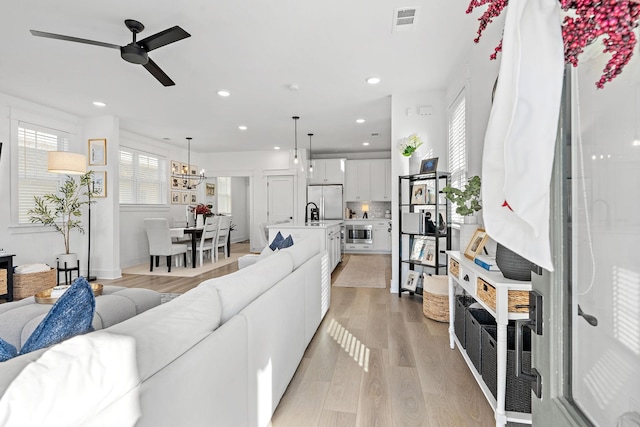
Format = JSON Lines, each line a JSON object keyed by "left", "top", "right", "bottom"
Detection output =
{"left": 144, "top": 218, "right": 188, "bottom": 272}
{"left": 188, "top": 216, "right": 219, "bottom": 267}
{"left": 214, "top": 216, "right": 232, "bottom": 262}
{"left": 171, "top": 218, "right": 191, "bottom": 244}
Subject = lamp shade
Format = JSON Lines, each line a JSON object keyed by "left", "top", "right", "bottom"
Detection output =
{"left": 48, "top": 152, "right": 87, "bottom": 175}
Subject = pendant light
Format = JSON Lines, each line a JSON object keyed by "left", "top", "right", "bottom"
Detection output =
{"left": 171, "top": 137, "right": 207, "bottom": 189}
{"left": 292, "top": 116, "right": 300, "bottom": 164}
{"left": 308, "top": 133, "right": 314, "bottom": 173}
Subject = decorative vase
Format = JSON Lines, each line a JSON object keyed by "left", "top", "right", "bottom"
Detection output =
{"left": 459, "top": 215, "right": 478, "bottom": 251}
{"left": 196, "top": 214, "right": 204, "bottom": 228}
{"left": 495, "top": 243, "right": 533, "bottom": 281}
{"left": 57, "top": 253, "right": 78, "bottom": 268}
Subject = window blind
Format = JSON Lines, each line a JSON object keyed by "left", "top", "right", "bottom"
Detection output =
{"left": 17, "top": 123, "right": 70, "bottom": 224}
{"left": 448, "top": 89, "right": 467, "bottom": 224}
{"left": 119, "top": 147, "right": 166, "bottom": 205}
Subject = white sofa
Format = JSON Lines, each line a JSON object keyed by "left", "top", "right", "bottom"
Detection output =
{"left": 0, "top": 237, "right": 330, "bottom": 427}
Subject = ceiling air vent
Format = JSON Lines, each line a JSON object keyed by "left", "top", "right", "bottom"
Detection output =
{"left": 393, "top": 7, "right": 419, "bottom": 33}
{"left": 371, "top": 132, "right": 380, "bottom": 137}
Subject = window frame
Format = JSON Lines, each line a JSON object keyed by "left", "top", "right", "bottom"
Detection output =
{"left": 447, "top": 86, "right": 468, "bottom": 224}
{"left": 119, "top": 146, "right": 167, "bottom": 206}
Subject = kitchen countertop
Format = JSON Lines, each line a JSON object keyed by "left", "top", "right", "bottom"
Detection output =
{"left": 266, "top": 220, "right": 344, "bottom": 229}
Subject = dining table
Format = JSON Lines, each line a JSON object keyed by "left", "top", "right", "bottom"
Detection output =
{"left": 170, "top": 227, "right": 203, "bottom": 268}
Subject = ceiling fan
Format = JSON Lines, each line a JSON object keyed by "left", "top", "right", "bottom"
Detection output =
{"left": 30, "top": 19, "right": 190, "bottom": 86}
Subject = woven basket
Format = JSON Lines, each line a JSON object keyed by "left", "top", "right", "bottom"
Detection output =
{"left": 14, "top": 268, "right": 56, "bottom": 300}
{"left": 495, "top": 243, "right": 533, "bottom": 281}
{"left": 454, "top": 295, "right": 475, "bottom": 348}
{"left": 481, "top": 325, "right": 532, "bottom": 413}
{"left": 0, "top": 269, "right": 7, "bottom": 295}
{"left": 464, "top": 308, "right": 496, "bottom": 373}
{"left": 477, "top": 278, "right": 530, "bottom": 313}
{"left": 422, "top": 275, "right": 449, "bottom": 322}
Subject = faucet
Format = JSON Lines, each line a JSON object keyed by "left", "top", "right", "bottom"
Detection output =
{"left": 305, "top": 202, "right": 318, "bottom": 223}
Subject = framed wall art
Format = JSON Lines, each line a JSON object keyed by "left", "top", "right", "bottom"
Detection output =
{"left": 171, "top": 192, "right": 181, "bottom": 205}
{"left": 181, "top": 192, "right": 190, "bottom": 205}
{"left": 88, "top": 139, "right": 106, "bottom": 166}
{"left": 206, "top": 183, "right": 216, "bottom": 196}
{"left": 92, "top": 171, "right": 107, "bottom": 198}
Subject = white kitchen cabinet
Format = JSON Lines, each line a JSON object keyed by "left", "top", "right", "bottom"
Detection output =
{"left": 370, "top": 159, "right": 391, "bottom": 201}
{"left": 309, "top": 159, "right": 345, "bottom": 185}
{"left": 373, "top": 221, "right": 391, "bottom": 252}
{"left": 344, "top": 160, "right": 371, "bottom": 201}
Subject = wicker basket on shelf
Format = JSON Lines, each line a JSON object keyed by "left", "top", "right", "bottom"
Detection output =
{"left": 13, "top": 268, "right": 56, "bottom": 300}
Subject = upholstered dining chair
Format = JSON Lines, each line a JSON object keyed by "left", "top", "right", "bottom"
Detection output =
{"left": 144, "top": 218, "right": 188, "bottom": 272}
{"left": 188, "top": 216, "right": 219, "bottom": 267}
{"left": 214, "top": 216, "right": 232, "bottom": 262}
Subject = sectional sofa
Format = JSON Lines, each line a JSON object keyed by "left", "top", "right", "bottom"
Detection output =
{"left": 0, "top": 237, "right": 330, "bottom": 427}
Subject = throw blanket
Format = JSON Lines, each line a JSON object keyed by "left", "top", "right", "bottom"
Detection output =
{"left": 0, "top": 332, "right": 141, "bottom": 427}
{"left": 482, "top": 0, "right": 564, "bottom": 271}
{"left": 14, "top": 263, "right": 50, "bottom": 274}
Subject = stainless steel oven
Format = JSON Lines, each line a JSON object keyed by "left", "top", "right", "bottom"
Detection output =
{"left": 345, "top": 224, "right": 373, "bottom": 244}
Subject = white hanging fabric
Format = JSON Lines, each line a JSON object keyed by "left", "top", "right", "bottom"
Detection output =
{"left": 482, "top": 0, "right": 564, "bottom": 271}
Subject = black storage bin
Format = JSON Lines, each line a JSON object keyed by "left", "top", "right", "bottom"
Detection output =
{"left": 481, "top": 325, "right": 532, "bottom": 413}
{"left": 465, "top": 308, "right": 496, "bottom": 373}
{"left": 454, "top": 295, "right": 475, "bottom": 348}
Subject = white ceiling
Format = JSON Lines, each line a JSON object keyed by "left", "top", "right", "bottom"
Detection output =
{"left": 0, "top": 0, "right": 478, "bottom": 154}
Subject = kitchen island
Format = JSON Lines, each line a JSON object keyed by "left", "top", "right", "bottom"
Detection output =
{"left": 267, "top": 221, "right": 343, "bottom": 272}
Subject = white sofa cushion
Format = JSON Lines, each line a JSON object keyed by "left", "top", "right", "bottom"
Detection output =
{"left": 203, "top": 251, "right": 294, "bottom": 323}
{"left": 0, "top": 332, "right": 140, "bottom": 427}
{"left": 278, "top": 236, "right": 320, "bottom": 270}
{"left": 106, "top": 284, "right": 222, "bottom": 381}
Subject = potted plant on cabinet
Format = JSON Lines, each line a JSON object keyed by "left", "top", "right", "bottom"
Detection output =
{"left": 27, "top": 172, "right": 95, "bottom": 267}
{"left": 442, "top": 175, "right": 482, "bottom": 250}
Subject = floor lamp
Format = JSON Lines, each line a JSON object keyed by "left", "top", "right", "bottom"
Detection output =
{"left": 48, "top": 151, "right": 95, "bottom": 281}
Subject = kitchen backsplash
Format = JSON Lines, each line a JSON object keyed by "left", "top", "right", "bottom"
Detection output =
{"left": 346, "top": 201, "right": 391, "bottom": 219}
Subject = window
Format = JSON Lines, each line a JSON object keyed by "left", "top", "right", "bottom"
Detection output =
{"left": 447, "top": 88, "right": 467, "bottom": 223}
{"left": 119, "top": 147, "right": 166, "bottom": 204}
{"left": 17, "top": 123, "right": 70, "bottom": 224}
{"left": 217, "top": 177, "right": 231, "bottom": 214}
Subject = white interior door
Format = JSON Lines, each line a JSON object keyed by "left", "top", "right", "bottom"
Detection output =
{"left": 267, "top": 175, "right": 294, "bottom": 223}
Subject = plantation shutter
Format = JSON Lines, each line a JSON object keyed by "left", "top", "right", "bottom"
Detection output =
{"left": 119, "top": 147, "right": 166, "bottom": 205}
{"left": 448, "top": 89, "right": 467, "bottom": 224}
{"left": 17, "top": 123, "right": 70, "bottom": 224}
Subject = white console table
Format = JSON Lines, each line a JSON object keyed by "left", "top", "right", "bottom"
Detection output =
{"left": 446, "top": 251, "right": 532, "bottom": 427}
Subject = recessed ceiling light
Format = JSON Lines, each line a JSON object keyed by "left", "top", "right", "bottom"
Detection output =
{"left": 238, "top": 125, "right": 248, "bottom": 130}
{"left": 274, "top": 146, "right": 281, "bottom": 150}
{"left": 92, "top": 101, "right": 107, "bottom": 107}
{"left": 217, "top": 90, "right": 231, "bottom": 97}
{"left": 362, "top": 142, "right": 370, "bottom": 146}
{"left": 366, "top": 77, "right": 381, "bottom": 85}
{"left": 356, "top": 118, "right": 365, "bottom": 124}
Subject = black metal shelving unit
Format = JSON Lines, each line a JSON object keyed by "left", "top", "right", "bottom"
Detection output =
{"left": 398, "top": 171, "right": 451, "bottom": 297}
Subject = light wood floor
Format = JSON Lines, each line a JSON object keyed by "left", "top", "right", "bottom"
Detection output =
{"left": 104, "top": 245, "right": 495, "bottom": 426}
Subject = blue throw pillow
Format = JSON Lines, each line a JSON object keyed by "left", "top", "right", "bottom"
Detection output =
{"left": 269, "top": 231, "right": 285, "bottom": 251}
{"left": 278, "top": 235, "right": 294, "bottom": 249}
{"left": 20, "top": 277, "right": 96, "bottom": 355}
{"left": 0, "top": 337, "right": 17, "bottom": 362}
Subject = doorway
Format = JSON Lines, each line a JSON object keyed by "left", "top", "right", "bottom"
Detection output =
{"left": 267, "top": 175, "right": 294, "bottom": 223}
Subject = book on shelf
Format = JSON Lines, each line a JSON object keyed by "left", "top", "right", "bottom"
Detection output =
{"left": 474, "top": 254, "right": 500, "bottom": 271}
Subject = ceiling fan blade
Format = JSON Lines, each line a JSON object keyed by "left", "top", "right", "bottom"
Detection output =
{"left": 138, "top": 26, "right": 190, "bottom": 52}
{"left": 30, "top": 30, "right": 120, "bottom": 49}
{"left": 142, "top": 58, "right": 175, "bottom": 86}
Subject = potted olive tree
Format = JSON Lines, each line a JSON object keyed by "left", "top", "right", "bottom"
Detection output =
{"left": 28, "top": 172, "right": 95, "bottom": 266}
{"left": 442, "top": 175, "right": 482, "bottom": 250}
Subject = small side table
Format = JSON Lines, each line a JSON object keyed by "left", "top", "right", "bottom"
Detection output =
{"left": 0, "top": 254, "right": 15, "bottom": 302}
{"left": 57, "top": 260, "right": 80, "bottom": 286}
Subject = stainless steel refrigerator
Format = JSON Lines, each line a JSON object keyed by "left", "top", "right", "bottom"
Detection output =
{"left": 307, "top": 185, "right": 343, "bottom": 220}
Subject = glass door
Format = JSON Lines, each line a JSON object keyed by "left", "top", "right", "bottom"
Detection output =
{"left": 570, "top": 47, "right": 640, "bottom": 426}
